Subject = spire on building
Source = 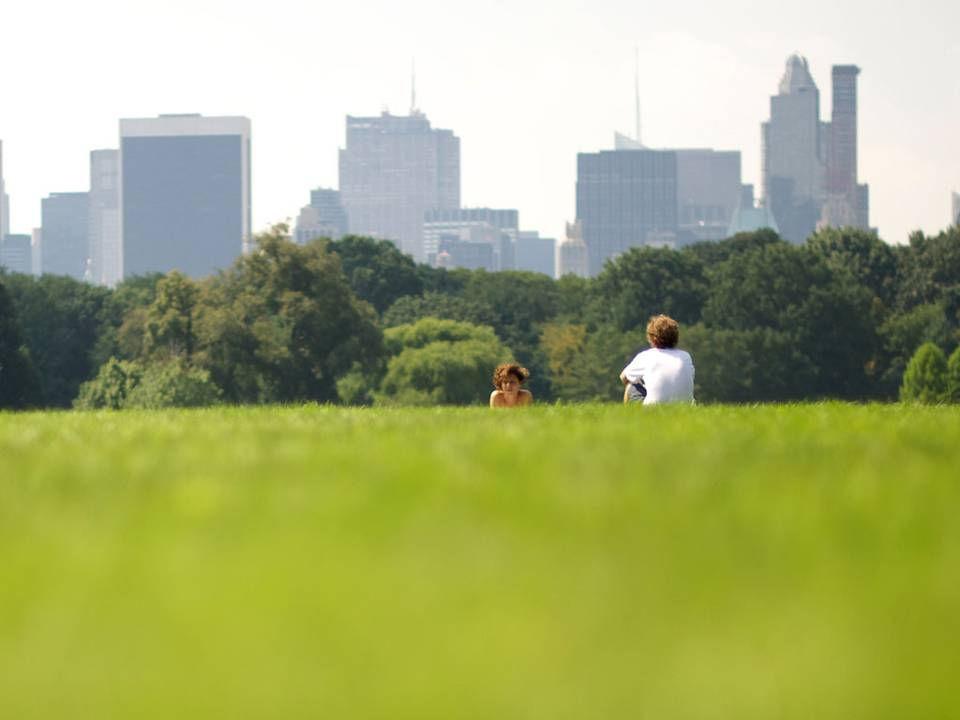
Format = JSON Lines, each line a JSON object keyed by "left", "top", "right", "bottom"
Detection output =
{"left": 778, "top": 53, "right": 817, "bottom": 94}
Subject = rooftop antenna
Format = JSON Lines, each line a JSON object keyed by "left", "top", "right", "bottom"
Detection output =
{"left": 634, "top": 45, "right": 642, "bottom": 144}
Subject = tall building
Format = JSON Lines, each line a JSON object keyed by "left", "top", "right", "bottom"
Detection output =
{"left": 820, "top": 65, "right": 869, "bottom": 229}
{"left": 423, "top": 208, "right": 518, "bottom": 269}
{"left": 40, "top": 192, "right": 89, "bottom": 279}
{"left": 89, "top": 149, "right": 121, "bottom": 287}
{"left": 952, "top": 192, "right": 959, "bottom": 226}
{"left": 1, "top": 234, "right": 32, "bottom": 275}
{"left": 0, "top": 141, "right": 9, "bottom": 241}
{"left": 576, "top": 149, "right": 678, "bottom": 275}
{"left": 120, "top": 114, "right": 251, "bottom": 278}
{"left": 30, "top": 229, "right": 42, "bottom": 276}
{"left": 515, "top": 231, "right": 556, "bottom": 277}
{"left": 556, "top": 221, "right": 589, "bottom": 278}
{"left": 762, "top": 54, "right": 826, "bottom": 243}
{"left": 339, "top": 111, "right": 459, "bottom": 261}
{"left": 676, "top": 149, "right": 743, "bottom": 244}
{"left": 762, "top": 55, "right": 870, "bottom": 242}
{"left": 294, "top": 187, "right": 348, "bottom": 244}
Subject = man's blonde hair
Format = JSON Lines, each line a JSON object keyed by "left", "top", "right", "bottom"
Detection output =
{"left": 647, "top": 315, "right": 680, "bottom": 349}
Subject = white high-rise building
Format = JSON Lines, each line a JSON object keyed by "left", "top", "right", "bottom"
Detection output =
{"left": 556, "top": 221, "right": 589, "bottom": 278}
{"left": 339, "top": 111, "right": 459, "bottom": 261}
{"left": 89, "top": 149, "right": 121, "bottom": 287}
{"left": 120, "top": 114, "right": 251, "bottom": 278}
{"left": 952, "top": 191, "right": 959, "bottom": 226}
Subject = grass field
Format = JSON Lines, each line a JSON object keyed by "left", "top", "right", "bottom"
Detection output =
{"left": 1, "top": 403, "right": 959, "bottom": 718}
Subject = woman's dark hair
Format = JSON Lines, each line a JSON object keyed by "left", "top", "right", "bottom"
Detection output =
{"left": 493, "top": 363, "right": 529, "bottom": 389}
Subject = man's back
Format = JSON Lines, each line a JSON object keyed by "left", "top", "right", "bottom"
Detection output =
{"left": 622, "top": 347, "right": 695, "bottom": 405}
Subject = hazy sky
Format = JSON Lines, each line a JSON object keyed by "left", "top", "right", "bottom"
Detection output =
{"left": 1, "top": 0, "right": 957, "bottom": 245}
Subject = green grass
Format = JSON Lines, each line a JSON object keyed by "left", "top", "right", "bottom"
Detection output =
{"left": 1, "top": 403, "right": 959, "bottom": 718}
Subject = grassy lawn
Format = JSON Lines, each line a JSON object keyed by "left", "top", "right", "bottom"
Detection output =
{"left": 1, "top": 403, "right": 958, "bottom": 718}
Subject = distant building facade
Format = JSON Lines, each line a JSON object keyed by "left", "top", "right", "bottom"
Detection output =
{"left": 952, "top": 192, "right": 959, "bottom": 226}
{"left": 41, "top": 192, "right": 89, "bottom": 279}
{"left": 339, "top": 111, "right": 459, "bottom": 261}
{"left": 89, "top": 149, "right": 121, "bottom": 287}
{"left": 31, "top": 229, "right": 42, "bottom": 276}
{"left": 120, "top": 114, "right": 251, "bottom": 279}
{"left": 423, "top": 207, "right": 518, "bottom": 270}
{"left": 515, "top": 231, "right": 556, "bottom": 277}
{"left": 1, "top": 234, "right": 31, "bottom": 275}
{"left": 762, "top": 54, "right": 870, "bottom": 243}
{"left": 576, "top": 149, "right": 678, "bottom": 275}
{"left": 556, "top": 221, "right": 589, "bottom": 278}
{"left": 676, "top": 149, "right": 743, "bottom": 244}
{"left": 294, "top": 188, "right": 348, "bottom": 244}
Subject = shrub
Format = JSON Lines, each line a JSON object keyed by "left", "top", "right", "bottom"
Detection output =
{"left": 900, "top": 342, "right": 948, "bottom": 404}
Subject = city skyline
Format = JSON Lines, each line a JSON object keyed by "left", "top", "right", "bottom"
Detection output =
{"left": 0, "top": 0, "right": 957, "bottom": 247}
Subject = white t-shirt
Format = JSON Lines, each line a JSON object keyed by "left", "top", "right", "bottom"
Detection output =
{"left": 621, "top": 347, "right": 695, "bottom": 405}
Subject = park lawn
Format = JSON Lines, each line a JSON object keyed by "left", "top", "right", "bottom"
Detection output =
{"left": 0, "top": 403, "right": 958, "bottom": 719}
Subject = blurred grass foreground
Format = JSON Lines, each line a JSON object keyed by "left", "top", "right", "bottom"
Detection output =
{"left": 1, "top": 403, "right": 959, "bottom": 718}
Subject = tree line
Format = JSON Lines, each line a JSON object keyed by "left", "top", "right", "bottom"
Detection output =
{"left": 2, "top": 223, "right": 959, "bottom": 410}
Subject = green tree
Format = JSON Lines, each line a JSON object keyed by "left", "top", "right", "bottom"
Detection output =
{"left": 683, "top": 228, "right": 784, "bottom": 267}
{"left": 90, "top": 273, "right": 166, "bottom": 368}
{"left": 464, "top": 271, "right": 561, "bottom": 397}
{"left": 0, "top": 278, "right": 40, "bottom": 409}
{"left": 900, "top": 342, "right": 948, "bottom": 404}
{"left": 539, "top": 322, "right": 645, "bottom": 402}
{"left": 806, "top": 226, "right": 898, "bottom": 311}
{"left": 382, "top": 291, "right": 498, "bottom": 329}
{"left": 3, "top": 273, "right": 112, "bottom": 407}
{"left": 946, "top": 346, "right": 960, "bottom": 403}
{"left": 896, "top": 226, "right": 960, "bottom": 310}
{"left": 682, "top": 324, "right": 815, "bottom": 403}
{"left": 124, "top": 360, "right": 222, "bottom": 409}
{"left": 328, "top": 235, "right": 423, "bottom": 314}
{"left": 74, "top": 357, "right": 144, "bottom": 410}
{"left": 702, "top": 243, "right": 878, "bottom": 399}
{"left": 144, "top": 271, "right": 201, "bottom": 360}
{"left": 195, "top": 225, "right": 382, "bottom": 404}
{"left": 376, "top": 318, "right": 511, "bottom": 405}
{"left": 877, "top": 303, "right": 954, "bottom": 396}
{"left": 591, "top": 246, "right": 707, "bottom": 331}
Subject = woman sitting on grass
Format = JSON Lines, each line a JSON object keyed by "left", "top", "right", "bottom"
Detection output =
{"left": 490, "top": 363, "right": 533, "bottom": 408}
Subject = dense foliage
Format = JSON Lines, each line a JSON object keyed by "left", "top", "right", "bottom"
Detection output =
{"left": 3, "top": 223, "right": 960, "bottom": 408}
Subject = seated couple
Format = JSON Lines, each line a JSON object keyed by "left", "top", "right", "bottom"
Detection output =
{"left": 489, "top": 315, "right": 694, "bottom": 408}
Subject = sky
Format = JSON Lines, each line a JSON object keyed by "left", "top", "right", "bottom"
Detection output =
{"left": 1, "top": 0, "right": 958, "bottom": 245}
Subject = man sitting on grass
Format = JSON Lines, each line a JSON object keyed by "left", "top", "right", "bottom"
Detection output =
{"left": 620, "top": 315, "right": 695, "bottom": 405}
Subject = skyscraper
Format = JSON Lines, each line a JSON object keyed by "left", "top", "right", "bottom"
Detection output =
{"left": 89, "top": 149, "right": 121, "bottom": 287}
{"left": 952, "top": 192, "right": 959, "bottom": 226}
{"left": 0, "top": 234, "right": 32, "bottom": 275}
{"left": 41, "top": 192, "right": 89, "bottom": 280}
{"left": 821, "top": 65, "right": 869, "bottom": 229}
{"left": 675, "top": 149, "right": 744, "bottom": 244}
{"left": 762, "top": 54, "right": 825, "bottom": 243}
{"left": 556, "top": 221, "right": 589, "bottom": 278}
{"left": 294, "top": 188, "right": 348, "bottom": 244}
{"left": 423, "top": 208, "right": 518, "bottom": 270}
{"left": 515, "top": 231, "right": 556, "bottom": 277}
{"left": 339, "top": 111, "right": 459, "bottom": 261}
{"left": 120, "top": 114, "right": 251, "bottom": 278}
{"left": 576, "top": 149, "right": 678, "bottom": 275}
{"left": 762, "top": 55, "right": 870, "bottom": 241}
